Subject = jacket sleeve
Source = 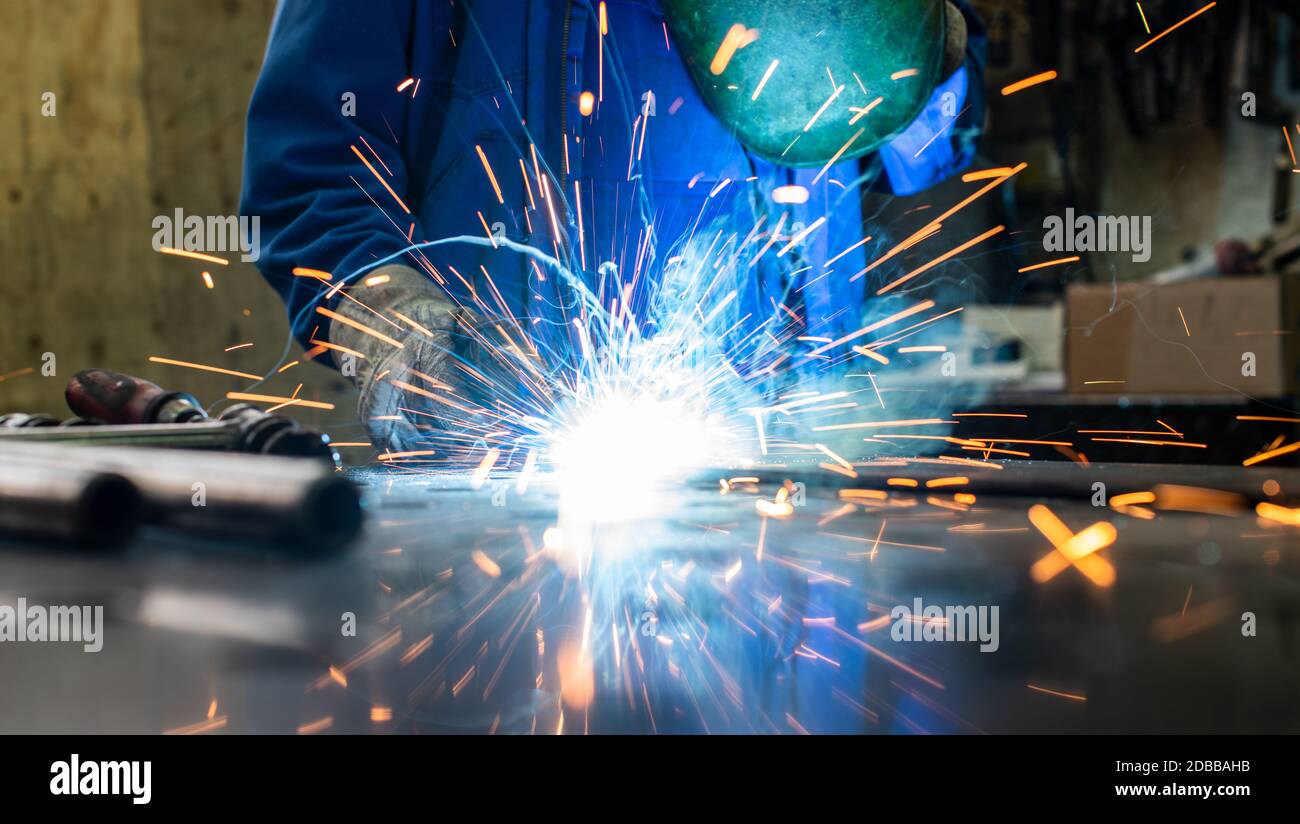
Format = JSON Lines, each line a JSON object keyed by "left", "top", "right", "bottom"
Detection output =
{"left": 875, "top": 0, "right": 988, "bottom": 196}
{"left": 240, "top": 0, "right": 428, "bottom": 350}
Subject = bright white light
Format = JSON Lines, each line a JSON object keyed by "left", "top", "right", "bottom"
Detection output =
{"left": 771, "top": 185, "right": 809, "bottom": 204}
{"left": 550, "top": 390, "right": 721, "bottom": 523}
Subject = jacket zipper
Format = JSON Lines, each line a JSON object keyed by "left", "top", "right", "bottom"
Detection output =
{"left": 558, "top": 0, "right": 572, "bottom": 192}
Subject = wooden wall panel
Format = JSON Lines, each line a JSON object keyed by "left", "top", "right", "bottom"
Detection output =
{"left": 0, "top": 0, "right": 360, "bottom": 442}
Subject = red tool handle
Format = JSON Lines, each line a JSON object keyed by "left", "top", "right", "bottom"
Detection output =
{"left": 66, "top": 368, "right": 204, "bottom": 425}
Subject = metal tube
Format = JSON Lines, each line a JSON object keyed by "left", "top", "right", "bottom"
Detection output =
{"left": 0, "top": 444, "right": 362, "bottom": 552}
{"left": 0, "top": 454, "right": 141, "bottom": 546}
{"left": 0, "top": 421, "right": 237, "bottom": 449}
{"left": 704, "top": 459, "right": 1300, "bottom": 504}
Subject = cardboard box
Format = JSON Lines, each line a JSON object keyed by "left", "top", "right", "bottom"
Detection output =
{"left": 1065, "top": 275, "right": 1300, "bottom": 396}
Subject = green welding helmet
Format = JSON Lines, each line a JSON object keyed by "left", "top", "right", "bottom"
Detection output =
{"left": 661, "top": 0, "right": 960, "bottom": 167}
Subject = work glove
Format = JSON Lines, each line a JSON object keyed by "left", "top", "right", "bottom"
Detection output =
{"left": 942, "top": 1, "right": 969, "bottom": 76}
{"left": 327, "top": 264, "right": 477, "bottom": 453}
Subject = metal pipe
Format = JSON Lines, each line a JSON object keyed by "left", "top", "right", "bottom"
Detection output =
{"left": 0, "top": 444, "right": 362, "bottom": 552}
{"left": 0, "top": 421, "right": 239, "bottom": 449}
{"left": 0, "top": 454, "right": 141, "bottom": 546}
{"left": 704, "top": 459, "right": 1299, "bottom": 505}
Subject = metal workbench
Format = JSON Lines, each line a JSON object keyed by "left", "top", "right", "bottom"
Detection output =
{"left": 1, "top": 461, "right": 1297, "bottom": 734}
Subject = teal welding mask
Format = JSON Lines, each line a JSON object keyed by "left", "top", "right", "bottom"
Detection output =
{"left": 660, "top": 0, "right": 960, "bottom": 167}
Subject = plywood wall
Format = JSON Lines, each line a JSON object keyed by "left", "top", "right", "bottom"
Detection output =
{"left": 0, "top": 0, "right": 361, "bottom": 442}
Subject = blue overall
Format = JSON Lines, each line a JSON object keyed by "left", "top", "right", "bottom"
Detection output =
{"left": 241, "top": 0, "right": 985, "bottom": 358}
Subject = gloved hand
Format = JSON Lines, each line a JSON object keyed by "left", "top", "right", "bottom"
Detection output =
{"left": 942, "top": 1, "right": 969, "bottom": 76}
{"left": 327, "top": 264, "right": 478, "bottom": 453}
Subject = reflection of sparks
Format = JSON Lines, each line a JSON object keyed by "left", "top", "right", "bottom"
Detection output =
{"left": 751, "top": 59, "right": 779, "bottom": 100}
{"left": 1028, "top": 505, "right": 1117, "bottom": 586}
{"left": 709, "top": 24, "right": 759, "bottom": 76}
{"left": 164, "top": 716, "right": 229, "bottom": 735}
{"left": 296, "top": 716, "right": 334, "bottom": 735}
{"left": 1256, "top": 502, "right": 1300, "bottom": 527}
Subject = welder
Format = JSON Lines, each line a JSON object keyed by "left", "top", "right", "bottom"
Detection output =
{"left": 241, "top": 0, "right": 986, "bottom": 451}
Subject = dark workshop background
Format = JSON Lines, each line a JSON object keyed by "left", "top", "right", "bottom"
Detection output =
{"left": 0, "top": 0, "right": 1295, "bottom": 439}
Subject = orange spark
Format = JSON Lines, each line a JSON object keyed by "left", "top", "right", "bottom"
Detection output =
{"left": 316, "top": 306, "right": 404, "bottom": 349}
{"left": 961, "top": 167, "right": 1017, "bottom": 183}
{"left": 163, "top": 716, "right": 229, "bottom": 735}
{"left": 226, "top": 391, "right": 335, "bottom": 410}
{"left": 471, "top": 549, "right": 502, "bottom": 578}
{"left": 851, "top": 163, "right": 1025, "bottom": 282}
{"left": 377, "top": 450, "right": 438, "bottom": 461}
{"left": 1018, "top": 255, "right": 1080, "bottom": 273}
{"left": 296, "top": 716, "right": 334, "bottom": 735}
{"left": 709, "top": 23, "right": 759, "bottom": 75}
{"left": 471, "top": 448, "right": 500, "bottom": 489}
{"left": 1136, "top": 2, "right": 1151, "bottom": 34}
{"left": 1001, "top": 70, "right": 1058, "bottom": 96}
{"left": 806, "top": 299, "right": 936, "bottom": 357}
{"left": 813, "top": 418, "right": 952, "bottom": 433}
{"left": 1134, "top": 2, "right": 1216, "bottom": 54}
{"left": 157, "top": 247, "right": 229, "bottom": 266}
{"left": 351, "top": 144, "right": 411, "bottom": 214}
{"left": 1257, "top": 502, "right": 1300, "bottom": 527}
{"left": 148, "top": 356, "right": 260, "bottom": 382}
{"left": 876, "top": 225, "right": 1005, "bottom": 295}
{"left": 400, "top": 634, "right": 434, "bottom": 666}
{"left": 1027, "top": 683, "right": 1086, "bottom": 702}
{"left": 1028, "top": 504, "right": 1117, "bottom": 587}
{"left": 926, "top": 476, "right": 969, "bottom": 488}
{"left": 847, "top": 96, "right": 884, "bottom": 125}
{"left": 1243, "top": 440, "right": 1300, "bottom": 467}
{"left": 1109, "top": 491, "right": 1156, "bottom": 507}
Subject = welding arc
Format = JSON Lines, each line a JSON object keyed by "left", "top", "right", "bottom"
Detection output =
{"left": 0, "top": 453, "right": 142, "bottom": 546}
